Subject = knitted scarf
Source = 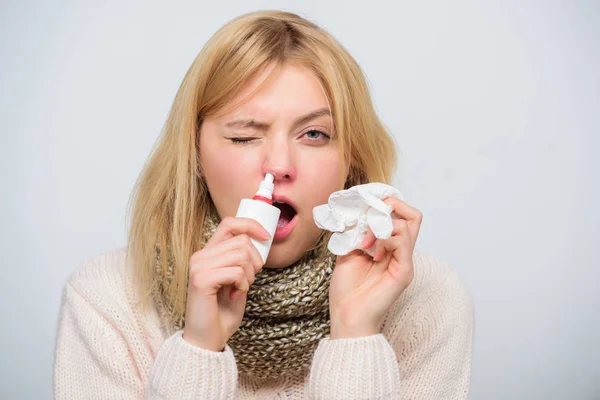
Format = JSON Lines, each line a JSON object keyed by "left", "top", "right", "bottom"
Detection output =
{"left": 152, "top": 213, "right": 336, "bottom": 380}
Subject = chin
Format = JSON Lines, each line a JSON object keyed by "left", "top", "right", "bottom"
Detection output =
{"left": 263, "top": 230, "right": 315, "bottom": 268}
{"left": 263, "top": 243, "right": 302, "bottom": 269}
{"left": 262, "top": 218, "right": 322, "bottom": 268}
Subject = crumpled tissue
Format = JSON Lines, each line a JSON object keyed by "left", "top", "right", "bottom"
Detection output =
{"left": 313, "top": 183, "right": 405, "bottom": 256}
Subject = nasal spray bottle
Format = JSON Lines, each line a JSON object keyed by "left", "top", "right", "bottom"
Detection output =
{"left": 235, "top": 173, "right": 281, "bottom": 263}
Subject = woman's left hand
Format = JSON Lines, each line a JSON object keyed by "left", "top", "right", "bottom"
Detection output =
{"left": 328, "top": 197, "right": 423, "bottom": 339}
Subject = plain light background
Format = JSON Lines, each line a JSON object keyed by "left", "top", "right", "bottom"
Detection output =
{"left": 1, "top": 1, "right": 598, "bottom": 399}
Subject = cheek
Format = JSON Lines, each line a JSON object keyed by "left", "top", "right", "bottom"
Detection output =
{"left": 203, "top": 149, "right": 239, "bottom": 185}
{"left": 207, "top": 149, "right": 254, "bottom": 174}
{"left": 201, "top": 146, "right": 259, "bottom": 216}
{"left": 300, "top": 149, "right": 345, "bottom": 202}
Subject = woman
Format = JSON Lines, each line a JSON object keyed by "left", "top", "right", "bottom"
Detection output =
{"left": 54, "top": 10, "right": 474, "bottom": 399}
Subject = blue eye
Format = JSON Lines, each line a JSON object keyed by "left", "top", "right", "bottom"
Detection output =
{"left": 304, "top": 130, "right": 330, "bottom": 141}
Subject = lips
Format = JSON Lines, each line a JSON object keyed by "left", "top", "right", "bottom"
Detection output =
{"left": 272, "top": 194, "right": 297, "bottom": 212}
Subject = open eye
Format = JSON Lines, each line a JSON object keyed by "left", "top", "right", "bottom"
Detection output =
{"left": 303, "top": 129, "right": 330, "bottom": 142}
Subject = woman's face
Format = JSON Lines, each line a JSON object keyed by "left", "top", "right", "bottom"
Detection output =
{"left": 199, "top": 64, "right": 346, "bottom": 268}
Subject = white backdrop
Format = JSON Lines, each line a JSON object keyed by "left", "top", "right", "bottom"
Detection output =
{"left": 1, "top": 1, "right": 598, "bottom": 398}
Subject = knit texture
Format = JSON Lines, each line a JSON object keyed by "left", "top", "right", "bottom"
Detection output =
{"left": 54, "top": 248, "right": 474, "bottom": 399}
{"left": 153, "top": 213, "right": 337, "bottom": 380}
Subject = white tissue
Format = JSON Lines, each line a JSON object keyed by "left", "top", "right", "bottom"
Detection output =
{"left": 313, "top": 183, "right": 405, "bottom": 256}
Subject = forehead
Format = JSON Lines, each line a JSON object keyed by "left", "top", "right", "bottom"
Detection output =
{"left": 220, "top": 63, "right": 330, "bottom": 122}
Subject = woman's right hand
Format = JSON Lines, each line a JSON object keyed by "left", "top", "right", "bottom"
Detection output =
{"left": 182, "top": 216, "right": 270, "bottom": 352}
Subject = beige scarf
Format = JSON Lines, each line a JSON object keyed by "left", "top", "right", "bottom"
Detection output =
{"left": 153, "top": 213, "right": 336, "bottom": 380}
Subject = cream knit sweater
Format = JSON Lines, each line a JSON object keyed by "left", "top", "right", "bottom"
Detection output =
{"left": 53, "top": 248, "right": 474, "bottom": 399}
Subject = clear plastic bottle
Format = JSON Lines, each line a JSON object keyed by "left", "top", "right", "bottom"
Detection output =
{"left": 235, "top": 173, "right": 281, "bottom": 263}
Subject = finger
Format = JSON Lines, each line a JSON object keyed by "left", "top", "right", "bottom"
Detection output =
{"left": 207, "top": 216, "right": 271, "bottom": 246}
{"left": 195, "top": 234, "right": 264, "bottom": 273}
{"left": 212, "top": 247, "right": 258, "bottom": 285}
{"left": 380, "top": 220, "right": 413, "bottom": 265}
{"left": 191, "top": 240, "right": 258, "bottom": 285}
{"left": 391, "top": 218, "right": 417, "bottom": 253}
{"left": 360, "top": 228, "right": 377, "bottom": 250}
{"left": 373, "top": 236, "right": 414, "bottom": 299}
{"left": 335, "top": 251, "right": 374, "bottom": 284}
{"left": 373, "top": 239, "right": 386, "bottom": 262}
{"left": 382, "top": 197, "right": 422, "bottom": 220}
{"left": 228, "top": 286, "right": 247, "bottom": 302}
{"left": 378, "top": 263, "right": 414, "bottom": 305}
{"left": 216, "top": 266, "right": 249, "bottom": 294}
{"left": 369, "top": 216, "right": 415, "bottom": 263}
{"left": 194, "top": 266, "right": 249, "bottom": 296}
{"left": 382, "top": 198, "right": 423, "bottom": 236}
{"left": 336, "top": 248, "right": 369, "bottom": 264}
{"left": 239, "top": 236, "right": 264, "bottom": 274}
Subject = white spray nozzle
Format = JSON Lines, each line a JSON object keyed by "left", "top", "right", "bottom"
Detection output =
{"left": 255, "top": 173, "right": 275, "bottom": 199}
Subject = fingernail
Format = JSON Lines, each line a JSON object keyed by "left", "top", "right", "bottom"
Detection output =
{"left": 262, "top": 230, "right": 271, "bottom": 240}
{"left": 360, "top": 236, "right": 369, "bottom": 248}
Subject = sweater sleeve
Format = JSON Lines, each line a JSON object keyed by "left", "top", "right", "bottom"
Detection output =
{"left": 148, "top": 330, "right": 238, "bottom": 399}
{"left": 307, "top": 271, "right": 474, "bottom": 400}
{"left": 392, "top": 271, "right": 474, "bottom": 399}
{"left": 54, "top": 282, "right": 239, "bottom": 399}
{"left": 307, "top": 333, "right": 401, "bottom": 399}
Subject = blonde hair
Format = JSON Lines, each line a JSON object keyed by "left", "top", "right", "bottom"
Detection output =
{"left": 126, "top": 10, "right": 398, "bottom": 317}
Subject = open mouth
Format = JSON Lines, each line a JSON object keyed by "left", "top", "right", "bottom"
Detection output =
{"left": 272, "top": 200, "right": 298, "bottom": 240}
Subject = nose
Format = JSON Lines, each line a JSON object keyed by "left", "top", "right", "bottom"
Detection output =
{"left": 261, "top": 136, "right": 297, "bottom": 182}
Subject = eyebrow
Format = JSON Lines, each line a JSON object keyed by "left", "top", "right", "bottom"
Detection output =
{"left": 224, "top": 108, "right": 332, "bottom": 131}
